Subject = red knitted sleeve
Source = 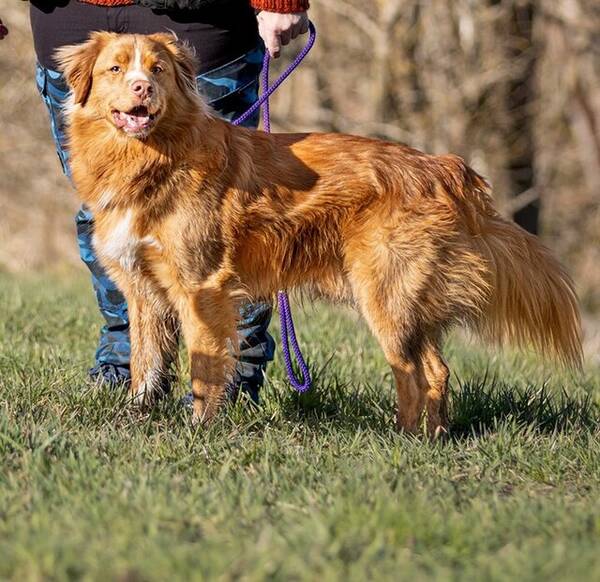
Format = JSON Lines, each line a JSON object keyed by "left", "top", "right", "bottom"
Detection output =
{"left": 78, "top": 0, "right": 308, "bottom": 11}
{"left": 78, "top": 0, "right": 135, "bottom": 5}
{"left": 250, "top": 0, "right": 310, "bottom": 12}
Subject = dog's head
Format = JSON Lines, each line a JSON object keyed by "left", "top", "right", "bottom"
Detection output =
{"left": 55, "top": 32, "right": 198, "bottom": 139}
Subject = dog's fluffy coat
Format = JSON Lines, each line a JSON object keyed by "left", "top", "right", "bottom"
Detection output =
{"left": 56, "top": 33, "right": 582, "bottom": 435}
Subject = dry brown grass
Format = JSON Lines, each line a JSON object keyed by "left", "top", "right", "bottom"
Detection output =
{"left": 0, "top": 2, "right": 78, "bottom": 271}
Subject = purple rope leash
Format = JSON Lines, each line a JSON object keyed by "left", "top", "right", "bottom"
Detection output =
{"left": 232, "top": 21, "right": 316, "bottom": 392}
{"left": 277, "top": 290, "right": 311, "bottom": 392}
{"left": 232, "top": 21, "right": 316, "bottom": 129}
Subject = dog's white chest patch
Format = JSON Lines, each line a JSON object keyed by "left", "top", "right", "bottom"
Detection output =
{"left": 101, "top": 210, "right": 138, "bottom": 271}
{"left": 98, "top": 210, "right": 160, "bottom": 272}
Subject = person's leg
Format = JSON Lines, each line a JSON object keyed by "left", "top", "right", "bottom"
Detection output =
{"left": 75, "top": 207, "right": 132, "bottom": 385}
{"left": 196, "top": 44, "right": 275, "bottom": 402}
{"left": 196, "top": 44, "right": 264, "bottom": 126}
{"left": 35, "top": 64, "right": 132, "bottom": 386}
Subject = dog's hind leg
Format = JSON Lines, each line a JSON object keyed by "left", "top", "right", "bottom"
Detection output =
{"left": 350, "top": 274, "right": 448, "bottom": 435}
{"left": 387, "top": 349, "right": 427, "bottom": 434}
{"left": 350, "top": 288, "right": 427, "bottom": 433}
{"left": 176, "top": 285, "right": 238, "bottom": 424}
{"left": 421, "top": 340, "right": 450, "bottom": 436}
{"left": 378, "top": 334, "right": 448, "bottom": 437}
{"left": 380, "top": 337, "right": 450, "bottom": 436}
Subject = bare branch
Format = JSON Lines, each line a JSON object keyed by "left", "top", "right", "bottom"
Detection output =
{"left": 504, "top": 188, "right": 539, "bottom": 214}
{"left": 319, "top": 0, "right": 380, "bottom": 42}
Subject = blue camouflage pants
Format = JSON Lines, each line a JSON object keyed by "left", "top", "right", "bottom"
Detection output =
{"left": 36, "top": 46, "right": 275, "bottom": 393}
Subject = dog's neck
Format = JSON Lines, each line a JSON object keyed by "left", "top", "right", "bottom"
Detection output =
{"left": 67, "top": 102, "right": 227, "bottom": 215}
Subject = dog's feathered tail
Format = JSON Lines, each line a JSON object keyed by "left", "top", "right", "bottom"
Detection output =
{"left": 458, "top": 170, "right": 583, "bottom": 369}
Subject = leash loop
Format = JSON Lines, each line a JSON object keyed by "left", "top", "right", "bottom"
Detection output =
{"left": 232, "top": 22, "right": 316, "bottom": 393}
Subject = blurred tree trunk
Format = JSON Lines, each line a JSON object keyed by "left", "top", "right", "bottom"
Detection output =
{"left": 507, "top": 1, "right": 539, "bottom": 234}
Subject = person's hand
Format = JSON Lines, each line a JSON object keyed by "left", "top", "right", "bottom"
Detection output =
{"left": 0, "top": 19, "right": 8, "bottom": 40}
{"left": 257, "top": 11, "right": 309, "bottom": 59}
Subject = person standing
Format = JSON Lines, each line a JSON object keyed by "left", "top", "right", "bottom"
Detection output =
{"left": 0, "top": 1, "right": 309, "bottom": 402}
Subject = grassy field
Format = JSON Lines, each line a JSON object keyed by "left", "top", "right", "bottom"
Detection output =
{"left": 0, "top": 273, "right": 599, "bottom": 581}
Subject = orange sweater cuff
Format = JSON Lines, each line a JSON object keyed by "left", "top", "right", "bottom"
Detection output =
{"left": 78, "top": 0, "right": 309, "bottom": 9}
{"left": 78, "top": 0, "right": 135, "bottom": 5}
{"left": 251, "top": 0, "right": 310, "bottom": 12}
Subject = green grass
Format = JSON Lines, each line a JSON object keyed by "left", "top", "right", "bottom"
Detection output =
{"left": 0, "top": 273, "right": 599, "bottom": 581}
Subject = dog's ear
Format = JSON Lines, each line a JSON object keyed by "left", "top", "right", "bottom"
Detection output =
{"left": 54, "top": 32, "right": 109, "bottom": 105}
{"left": 149, "top": 33, "right": 198, "bottom": 95}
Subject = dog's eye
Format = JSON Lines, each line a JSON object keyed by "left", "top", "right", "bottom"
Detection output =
{"left": 151, "top": 65, "right": 164, "bottom": 74}
{"left": 110, "top": 65, "right": 121, "bottom": 74}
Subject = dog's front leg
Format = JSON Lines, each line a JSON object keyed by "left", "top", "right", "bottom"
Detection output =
{"left": 177, "top": 286, "right": 238, "bottom": 424}
{"left": 127, "top": 289, "right": 179, "bottom": 406}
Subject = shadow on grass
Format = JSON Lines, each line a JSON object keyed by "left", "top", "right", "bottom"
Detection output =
{"left": 259, "top": 355, "right": 393, "bottom": 432}
{"left": 274, "top": 375, "right": 394, "bottom": 432}
{"left": 449, "top": 375, "right": 599, "bottom": 438}
{"left": 270, "top": 361, "right": 599, "bottom": 438}
{"left": 57, "top": 361, "right": 598, "bottom": 441}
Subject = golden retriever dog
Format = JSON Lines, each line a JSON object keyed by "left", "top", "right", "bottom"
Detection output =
{"left": 56, "top": 32, "right": 582, "bottom": 436}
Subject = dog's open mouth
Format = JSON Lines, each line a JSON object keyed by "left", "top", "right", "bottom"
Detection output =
{"left": 112, "top": 106, "right": 159, "bottom": 135}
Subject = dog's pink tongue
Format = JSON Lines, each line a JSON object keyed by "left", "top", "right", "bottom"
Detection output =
{"left": 115, "top": 111, "right": 150, "bottom": 132}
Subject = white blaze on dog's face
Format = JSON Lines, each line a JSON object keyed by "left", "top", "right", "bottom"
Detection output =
{"left": 55, "top": 32, "right": 198, "bottom": 139}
